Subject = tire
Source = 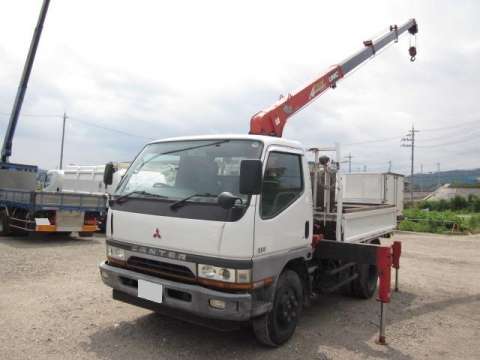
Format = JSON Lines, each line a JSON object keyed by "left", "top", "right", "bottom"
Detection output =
{"left": 78, "top": 232, "right": 94, "bottom": 237}
{"left": 7, "top": 210, "right": 29, "bottom": 236}
{"left": 351, "top": 239, "right": 380, "bottom": 299}
{"left": 351, "top": 263, "right": 378, "bottom": 299}
{"left": 11, "top": 228, "right": 29, "bottom": 236}
{"left": 252, "top": 270, "right": 304, "bottom": 347}
{"left": 0, "top": 211, "right": 11, "bottom": 236}
{"left": 56, "top": 232, "right": 72, "bottom": 237}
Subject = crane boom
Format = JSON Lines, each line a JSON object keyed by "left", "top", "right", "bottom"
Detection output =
{"left": 1, "top": 0, "right": 51, "bottom": 163}
{"left": 249, "top": 18, "right": 418, "bottom": 137}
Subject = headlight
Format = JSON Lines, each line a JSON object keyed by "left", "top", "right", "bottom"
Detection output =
{"left": 197, "top": 264, "right": 251, "bottom": 284}
{"left": 107, "top": 245, "right": 126, "bottom": 261}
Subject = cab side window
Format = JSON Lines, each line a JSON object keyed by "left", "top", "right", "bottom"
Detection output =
{"left": 261, "top": 152, "right": 304, "bottom": 218}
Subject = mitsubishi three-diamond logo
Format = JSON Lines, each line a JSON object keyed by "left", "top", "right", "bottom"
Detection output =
{"left": 153, "top": 228, "right": 161, "bottom": 239}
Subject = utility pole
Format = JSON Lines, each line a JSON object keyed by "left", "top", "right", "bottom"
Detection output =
{"left": 436, "top": 162, "right": 441, "bottom": 188}
{"left": 344, "top": 153, "right": 353, "bottom": 173}
{"left": 401, "top": 124, "right": 419, "bottom": 203}
{"left": 59, "top": 112, "right": 67, "bottom": 169}
{"left": 388, "top": 160, "right": 392, "bottom": 172}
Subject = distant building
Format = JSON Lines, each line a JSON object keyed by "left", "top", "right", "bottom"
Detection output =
{"left": 425, "top": 184, "right": 480, "bottom": 201}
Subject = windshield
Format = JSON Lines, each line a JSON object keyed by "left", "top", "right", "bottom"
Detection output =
{"left": 116, "top": 139, "right": 263, "bottom": 204}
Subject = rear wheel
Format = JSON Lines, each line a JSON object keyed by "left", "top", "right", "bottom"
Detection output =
{"left": 55, "top": 231, "right": 72, "bottom": 237}
{"left": 0, "top": 211, "right": 11, "bottom": 236}
{"left": 351, "top": 263, "right": 378, "bottom": 299}
{"left": 78, "top": 232, "right": 94, "bottom": 238}
{"left": 252, "top": 270, "right": 304, "bottom": 347}
{"left": 351, "top": 239, "right": 380, "bottom": 299}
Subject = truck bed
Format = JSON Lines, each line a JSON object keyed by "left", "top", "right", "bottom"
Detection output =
{"left": 0, "top": 188, "right": 107, "bottom": 212}
{"left": 314, "top": 203, "right": 397, "bottom": 243}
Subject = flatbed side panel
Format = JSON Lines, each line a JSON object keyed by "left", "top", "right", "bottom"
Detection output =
{"left": 34, "top": 191, "right": 107, "bottom": 211}
{"left": 0, "top": 188, "right": 107, "bottom": 212}
{"left": 342, "top": 206, "right": 396, "bottom": 243}
{"left": 0, "top": 189, "right": 33, "bottom": 208}
{"left": 340, "top": 173, "right": 385, "bottom": 204}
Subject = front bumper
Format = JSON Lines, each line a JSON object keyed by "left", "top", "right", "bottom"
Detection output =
{"left": 99, "top": 261, "right": 270, "bottom": 321}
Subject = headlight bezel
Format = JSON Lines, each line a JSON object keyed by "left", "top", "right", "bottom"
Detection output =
{"left": 106, "top": 244, "right": 126, "bottom": 261}
{"left": 197, "top": 264, "right": 251, "bottom": 284}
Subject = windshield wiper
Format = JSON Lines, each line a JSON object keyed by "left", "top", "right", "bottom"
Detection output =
{"left": 170, "top": 193, "right": 218, "bottom": 210}
{"left": 113, "top": 190, "right": 168, "bottom": 204}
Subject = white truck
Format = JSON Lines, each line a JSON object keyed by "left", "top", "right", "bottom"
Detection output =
{"left": 34, "top": 163, "right": 128, "bottom": 233}
{"left": 99, "top": 19, "right": 417, "bottom": 346}
{"left": 42, "top": 163, "right": 129, "bottom": 195}
{"left": 0, "top": 164, "right": 128, "bottom": 237}
{"left": 0, "top": 163, "right": 107, "bottom": 236}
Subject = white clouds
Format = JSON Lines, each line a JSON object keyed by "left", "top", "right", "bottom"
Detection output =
{"left": 0, "top": 0, "right": 479, "bottom": 173}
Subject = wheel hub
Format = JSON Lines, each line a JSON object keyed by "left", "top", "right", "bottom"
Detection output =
{"left": 277, "top": 289, "right": 298, "bottom": 325}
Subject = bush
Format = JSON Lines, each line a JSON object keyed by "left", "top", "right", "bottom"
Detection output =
{"left": 451, "top": 196, "right": 468, "bottom": 210}
{"left": 405, "top": 196, "right": 480, "bottom": 233}
{"left": 466, "top": 214, "right": 480, "bottom": 232}
{"left": 400, "top": 208, "right": 480, "bottom": 234}
{"left": 472, "top": 198, "right": 480, "bottom": 212}
{"left": 401, "top": 208, "right": 467, "bottom": 233}
{"left": 417, "top": 195, "right": 480, "bottom": 212}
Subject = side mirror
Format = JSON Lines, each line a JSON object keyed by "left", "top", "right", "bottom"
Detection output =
{"left": 103, "top": 162, "right": 115, "bottom": 186}
{"left": 217, "top": 192, "right": 242, "bottom": 209}
{"left": 239, "top": 159, "right": 262, "bottom": 195}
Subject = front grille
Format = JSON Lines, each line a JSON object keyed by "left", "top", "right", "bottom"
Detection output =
{"left": 126, "top": 256, "right": 196, "bottom": 281}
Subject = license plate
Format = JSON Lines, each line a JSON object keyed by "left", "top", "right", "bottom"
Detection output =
{"left": 138, "top": 280, "right": 163, "bottom": 304}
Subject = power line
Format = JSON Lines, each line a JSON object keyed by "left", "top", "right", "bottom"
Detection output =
{"left": 419, "top": 126, "right": 480, "bottom": 144}
{"left": 0, "top": 112, "right": 60, "bottom": 118}
{"left": 417, "top": 132, "right": 480, "bottom": 148}
{"left": 344, "top": 135, "right": 400, "bottom": 146}
{"left": 421, "top": 118, "right": 480, "bottom": 132}
{"left": 0, "top": 111, "right": 154, "bottom": 141}
{"left": 67, "top": 117, "right": 154, "bottom": 141}
{"left": 344, "top": 118, "right": 480, "bottom": 147}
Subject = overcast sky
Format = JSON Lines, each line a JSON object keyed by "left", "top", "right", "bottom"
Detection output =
{"left": 0, "top": 0, "right": 479, "bottom": 174}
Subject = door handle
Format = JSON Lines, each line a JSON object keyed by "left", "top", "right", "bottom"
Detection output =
{"left": 304, "top": 220, "right": 309, "bottom": 239}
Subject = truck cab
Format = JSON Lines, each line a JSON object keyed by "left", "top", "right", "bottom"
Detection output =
{"left": 100, "top": 134, "right": 316, "bottom": 344}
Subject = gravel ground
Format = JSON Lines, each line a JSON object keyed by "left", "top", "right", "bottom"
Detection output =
{"left": 0, "top": 232, "right": 479, "bottom": 360}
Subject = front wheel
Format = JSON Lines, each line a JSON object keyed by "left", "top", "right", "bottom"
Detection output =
{"left": 252, "top": 270, "right": 304, "bottom": 347}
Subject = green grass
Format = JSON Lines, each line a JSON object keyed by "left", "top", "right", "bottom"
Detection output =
{"left": 399, "top": 208, "right": 480, "bottom": 234}
{"left": 414, "top": 195, "right": 480, "bottom": 212}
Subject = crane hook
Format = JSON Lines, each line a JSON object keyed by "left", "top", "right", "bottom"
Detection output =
{"left": 409, "top": 46, "right": 417, "bottom": 62}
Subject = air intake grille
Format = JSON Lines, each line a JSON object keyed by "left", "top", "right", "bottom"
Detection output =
{"left": 126, "top": 257, "right": 195, "bottom": 280}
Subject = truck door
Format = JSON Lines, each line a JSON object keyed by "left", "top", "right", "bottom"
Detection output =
{"left": 254, "top": 148, "right": 312, "bottom": 256}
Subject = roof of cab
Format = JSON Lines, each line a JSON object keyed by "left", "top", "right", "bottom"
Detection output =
{"left": 148, "top": 134, "right": 304, "bottom": 151}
